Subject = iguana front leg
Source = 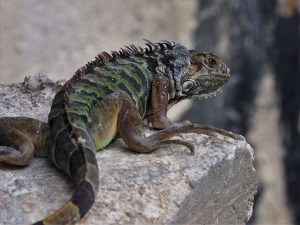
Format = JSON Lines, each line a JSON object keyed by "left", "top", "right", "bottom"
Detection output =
{"left": 150, "top": 74, "right": 243, "bottom": 142}
{"left": 115, "top": 91, "right": 193, "bottom": 153}
{"left": 151, "top": 74, "right": 174, "bottom": 129}
{"left": 151, "top": 74, "right": 191, "bottom": 129}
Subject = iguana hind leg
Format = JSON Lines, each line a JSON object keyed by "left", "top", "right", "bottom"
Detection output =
{"left": 89, "top": 91, "right": 193, "bottom": 153}
{"left": 117, "top": 91, "right": 243, "bottom": 154}
{"left": 114, "top": 91, "right": 194, "bottom": 153}
{"left": 0, "top": 117, "right": 49, "bottom": 165}
{"left": 0, "top": 128, "right": 34, "bottom": 166}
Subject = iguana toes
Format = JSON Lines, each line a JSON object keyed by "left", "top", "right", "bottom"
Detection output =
{"left": 0, "top": 40, "right": 240, "bottom": 225}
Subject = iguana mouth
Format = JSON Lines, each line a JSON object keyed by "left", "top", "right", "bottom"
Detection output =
{"left": 210, "top": 73, "right": 230, "bottom": 82}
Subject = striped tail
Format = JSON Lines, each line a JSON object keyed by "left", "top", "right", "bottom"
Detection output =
{"left": 33, "top": 147, "right": 99, "bottom": 225}
{"left": 37, "top": 82, "right": 101, "bottom": 225}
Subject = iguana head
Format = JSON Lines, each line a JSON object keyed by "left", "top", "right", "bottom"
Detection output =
{"left": 142, "top": 40, "right": 230, "bottom": 101}
{"left": 179, "top": 50, "right": 230, "bottom": 99}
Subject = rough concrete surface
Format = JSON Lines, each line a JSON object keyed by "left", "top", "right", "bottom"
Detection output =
{"left": 0, "top": 76, "right": 257, "bottom": 225}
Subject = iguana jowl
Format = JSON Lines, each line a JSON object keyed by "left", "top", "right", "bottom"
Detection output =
{"left": 0, "top": 40, "right": 239, "bottom": 225}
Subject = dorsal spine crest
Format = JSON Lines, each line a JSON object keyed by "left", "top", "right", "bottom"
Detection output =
{"left": 75, "top": 41, "right": 174, "bottom": 77}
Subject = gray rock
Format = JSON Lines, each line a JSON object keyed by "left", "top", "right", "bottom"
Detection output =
{"left": 0, "top": 76, "right": 257, "bottom": 225}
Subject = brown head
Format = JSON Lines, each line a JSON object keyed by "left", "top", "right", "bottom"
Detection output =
{"left": 179, "top": 50, "right": 230, "bottom": 99}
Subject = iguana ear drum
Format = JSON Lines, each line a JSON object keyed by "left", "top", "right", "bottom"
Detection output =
{"left": 182, "top": 80, "right": 195, "bottom": 92}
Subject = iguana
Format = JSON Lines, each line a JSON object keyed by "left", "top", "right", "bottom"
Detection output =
{"left": 0, "top": 40, "right": 240, "bottom": 225}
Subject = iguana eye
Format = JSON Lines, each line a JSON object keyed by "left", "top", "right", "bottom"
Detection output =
{"left": 182, "top": 80, "right": 195, "bottom": 92}
{"left": 208, "top": 58, "right": 217, "bottom": 66}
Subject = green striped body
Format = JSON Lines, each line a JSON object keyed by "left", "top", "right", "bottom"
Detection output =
{"left": 74, "top": 56, "right": 154, "bottom": 118}
{"left": 48, "top": 56, "right": 155, "bottom": 174}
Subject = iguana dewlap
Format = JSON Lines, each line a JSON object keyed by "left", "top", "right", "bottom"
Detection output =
{"left": 0, "top": 40, "right": 239, "bottom": 225}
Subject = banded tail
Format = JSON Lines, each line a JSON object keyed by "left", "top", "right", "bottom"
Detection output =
{"left": 32, "top": 112, "right": 100, "bottom": 224}
{"left": 33, "top": 142, "right": 99, "bottom": 225}
{"left": 33, "top": 170, "right": 98, "bottom": 225}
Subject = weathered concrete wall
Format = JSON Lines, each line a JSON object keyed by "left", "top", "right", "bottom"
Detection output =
{"left": 0, "top": 77, "right": 257, "bottom": 224}
{"left": 0, "top": 0, "right": 197, "bottom": 83}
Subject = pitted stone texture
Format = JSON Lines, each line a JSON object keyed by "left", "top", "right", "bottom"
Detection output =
{"left": 0, "top": 75, "right": 64, "bottom": 121}
{"left": 0, "top": 77, "right": 257, "bottom": 225}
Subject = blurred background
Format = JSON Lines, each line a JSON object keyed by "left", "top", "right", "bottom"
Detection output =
{"left": 0, "top": 0, "right": 299, "bottom": 224}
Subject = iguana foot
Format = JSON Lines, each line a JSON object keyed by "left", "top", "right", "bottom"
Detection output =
{"left": 150, "top": 123, "right": 244, "bottom": 142}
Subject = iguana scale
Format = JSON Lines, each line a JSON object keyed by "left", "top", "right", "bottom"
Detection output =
{"left": 0, "top": 40, "right": 239, "bottom": 225}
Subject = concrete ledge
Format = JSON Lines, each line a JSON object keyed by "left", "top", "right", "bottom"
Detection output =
{"left": 0, "top": 76, "right": 257, "bottom": 225}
